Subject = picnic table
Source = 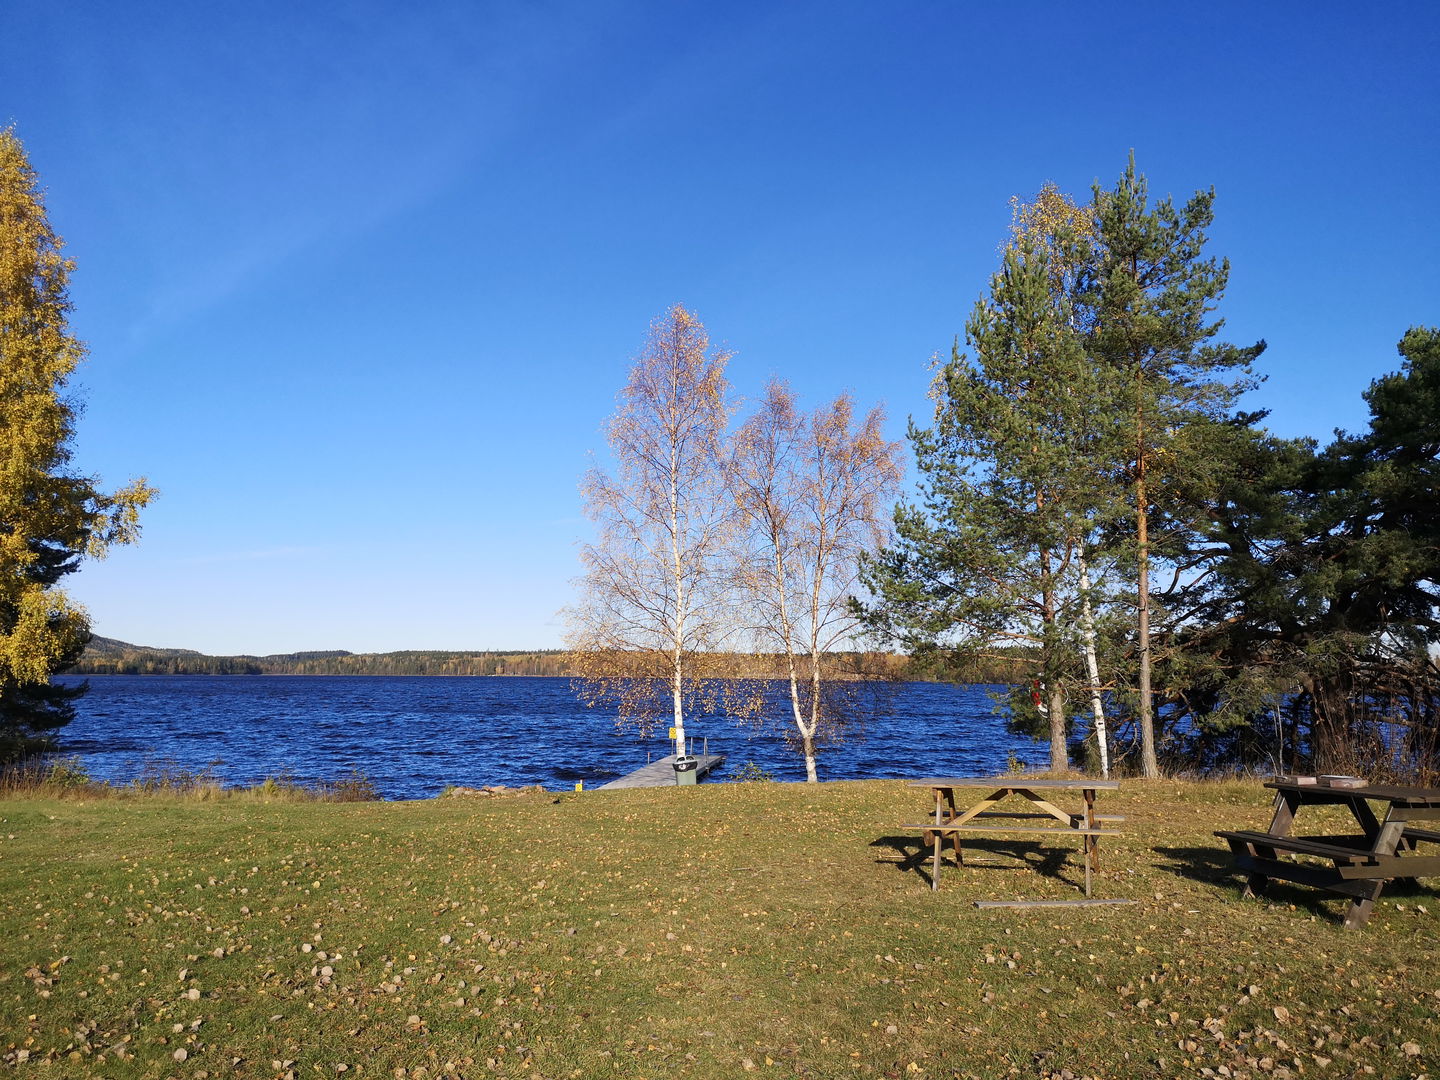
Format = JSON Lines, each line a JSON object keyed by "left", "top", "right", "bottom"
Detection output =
{"left": 1215, "top": 779, "right": 1440, "bottom": 929}
{"left": 900, "top": 777, "right": 1122, "bottom": 897}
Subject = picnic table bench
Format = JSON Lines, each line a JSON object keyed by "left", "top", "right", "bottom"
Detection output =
{"left": 1216, "top": 779, "right": 1440, "bottom": 929}
{"left": 900, "top": 777, "right": 1121, "bottom": 897}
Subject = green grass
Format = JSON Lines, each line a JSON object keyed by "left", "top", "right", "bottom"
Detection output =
{"left": 1, "top": 780, "right": 1436, "bottom": 1079}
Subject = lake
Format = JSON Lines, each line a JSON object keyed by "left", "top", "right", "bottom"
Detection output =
{"left": 51, "top": 675, "right": 1042, "bottom": 799}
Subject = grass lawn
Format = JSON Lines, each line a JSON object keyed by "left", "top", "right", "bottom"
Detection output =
{"left": 1, "top": 778, "right": 1436, "bottom": 1080}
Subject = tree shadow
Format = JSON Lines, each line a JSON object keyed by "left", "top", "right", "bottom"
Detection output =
{"left": 1150, "top": 844, "right": 1236, "bottom": 886}
{"left": 873, "top": 834, "right": 1079, "bottom": 891}
{"left": 1151, "top": 843, "right": 1440, "bottom": 927}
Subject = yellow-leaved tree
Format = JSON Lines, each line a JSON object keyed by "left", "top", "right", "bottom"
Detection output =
{"left": 566, "top": 304, "right": 736, "bottom": 749}
{"left": 1, "top": 128, "right": 155, "bottom": 758}
{"left": 731, "top": 381, "right": 901, "bottom": 782}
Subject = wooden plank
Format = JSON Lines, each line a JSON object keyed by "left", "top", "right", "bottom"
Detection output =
{"left": 974, "top": 899, "right": 1135, "bottom": 909}
{"left": 1216, "top": 830, "right": 1379, "bottom": 863}
{"left": 910, "top": 778, "right": 1121, "bottom": 791}
{"left": 945, "top": 792, "right": 1007, "bottom": 827}
{"left": 1336, "top": 854, "right": 1440, "bottom": 880}
{"left": 1265, "top": 780, "right": 1440, "bottom": 805}
{"left": 1016, "top": 790, "right": 1081, "bottom": 824}
{"left": 961, "top": 810, "right": 1124, "bottom": 823}
{"left": 901, "top": 824, "right": 1120, "bottom": 836}
{"left": 1229, "top": 854, "right": 1382, "bottom": 898}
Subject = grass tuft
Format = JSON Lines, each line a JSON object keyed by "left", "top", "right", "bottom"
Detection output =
{"left": 0, "top": 758, "right": 381, "bottom": 803}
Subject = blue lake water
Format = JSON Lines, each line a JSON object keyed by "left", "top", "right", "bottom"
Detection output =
{"left": 51, "top": 675, "right": 1042, "bottom": 799}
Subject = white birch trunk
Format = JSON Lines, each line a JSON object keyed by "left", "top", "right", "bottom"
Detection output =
{"left": 670, "top": 444, "right": 686, "bottom": 753}
{"left": 1076, "top": 548, "right": 1110, "bottom": 778}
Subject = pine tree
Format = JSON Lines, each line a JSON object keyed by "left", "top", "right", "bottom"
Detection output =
{"left": 1079, "top": 155, "right": 1264, "bottom": 777}
{"left": 0, "top": 128, "right": 154, "bottom": 757}
{"left": 862, "top": 230, "right": 1123, "bottom": 773}
{"left": 1184, "top": 328, "right": 1440, "bottom": 778}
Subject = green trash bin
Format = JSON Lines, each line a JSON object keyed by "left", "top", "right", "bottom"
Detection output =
{"left": 673, "top": 755, "right": 698, "bottom": 786}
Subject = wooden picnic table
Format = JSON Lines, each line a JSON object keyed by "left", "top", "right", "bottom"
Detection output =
{"left": 901, "top": 777, "right": 1122, "bottom": 896}
{"left": 1215, "top": 779, "right": 1440, "bottom": 929}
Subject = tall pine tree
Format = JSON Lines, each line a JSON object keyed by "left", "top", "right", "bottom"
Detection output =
{"left": 1079, "top": 155, "right": 1264, "bottom": 777}
{"left": 862, "top": 230, "right": 1123, "bottom": 772}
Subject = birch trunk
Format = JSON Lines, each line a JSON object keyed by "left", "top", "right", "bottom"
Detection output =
{"left": 1076, "top": 548, "right": 1110, "bottom": 778}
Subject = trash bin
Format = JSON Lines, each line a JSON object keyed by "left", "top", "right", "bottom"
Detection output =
{"left": 672, "top": 755, "right": 698, "bottom": 786}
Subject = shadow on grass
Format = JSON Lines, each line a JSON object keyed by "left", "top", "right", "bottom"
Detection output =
{"left": 1152, "top": 843, "right": 1440, "bottom": 927}
{"left": 1151, "top": 843, "right": 1235, "bottom": 885}
{"left": 872, "top": 834, "right": 1079, "bottom": 891}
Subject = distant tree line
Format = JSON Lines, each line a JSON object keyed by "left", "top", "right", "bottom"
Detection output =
{"left": 70, "top": 642, "right": 575, "bottom": 678}
{"left": 71, "top": 638, "right": 1018, "bottom": 683}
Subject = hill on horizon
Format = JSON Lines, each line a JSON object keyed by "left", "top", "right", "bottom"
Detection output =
{"left": 73, "top": 637, "right": 568, "bottom": 677}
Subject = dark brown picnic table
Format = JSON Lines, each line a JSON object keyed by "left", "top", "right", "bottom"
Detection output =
{"left": 901, "top": 778, "right": 1122, "bottom": 896}
{"left": 1216, "top": 780, "right": 1440, "bottom": 929}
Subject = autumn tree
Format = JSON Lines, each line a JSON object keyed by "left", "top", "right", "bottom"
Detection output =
{"left": 566, "top": 305, "right": 735, "bottom": 747}
{"left": 730, "top": 381, "right": 901, "bottom": 782}
{"left": 860, "top": 224, "right": 1122, "bottom": 773}
{"left": 1008, "top": 184, "right": 1120, "bottom": 775}
{"left": 1, "top": 128, "right": 155, "bottom": 758}
{"left": 1078, "top": 155, "right": 1264, "bottom": 777}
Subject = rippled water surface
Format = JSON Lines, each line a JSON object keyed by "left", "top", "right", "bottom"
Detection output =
{"left": 53, "top": 675, "right": 1043, "bottom": 799}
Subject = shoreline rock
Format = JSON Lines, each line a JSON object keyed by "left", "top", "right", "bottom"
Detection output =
{"left": 441, "top": 784, "right": 548, "bottom": 799}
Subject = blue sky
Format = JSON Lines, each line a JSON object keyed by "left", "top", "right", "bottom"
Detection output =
{"left": 3, "top": 2, "right": 1437, "bottom": 654}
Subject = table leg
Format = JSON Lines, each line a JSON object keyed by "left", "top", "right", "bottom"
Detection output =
{"left": 931, "top": 829, "right": 941, "bottom": 890}
{"left": 1268, "top": 789, "right": 1299, "bottom": 836}
{"left": 1243, "top": 789, "right": 1296, "bottom": 901}
{"left": 1344, "top": 885, "right": 1385, "bottom": 930}
{"left": 1083, "top": 787, "right": 1100, "bottom": 873}
{"left": 1345, "top": 796, "right": 1384, "bottom": 846}
{"left": 1241, "top": 833, "right": 1284, "bottom": 898}
{"left": 942, "top": 789, "right": 963, "bottom": 866}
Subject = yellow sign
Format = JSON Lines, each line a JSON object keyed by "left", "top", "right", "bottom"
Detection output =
{"left": 668, "top": 727, "right": 677, "bottom": 741}
{"left": 574, "top": 781, "right": 583, "bottom": 792}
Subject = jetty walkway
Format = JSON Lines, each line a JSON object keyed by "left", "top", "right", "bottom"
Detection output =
{"left": 596, "top": 753, "right": 726, "bottom": 790}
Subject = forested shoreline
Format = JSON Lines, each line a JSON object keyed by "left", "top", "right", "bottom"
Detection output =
{"left": 68, "top": 636, "right": 1028, "bottom": 683}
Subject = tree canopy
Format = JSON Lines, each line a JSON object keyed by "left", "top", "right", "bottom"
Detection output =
{"left": 0, "top": 129, "right": 154, "bottom": 758}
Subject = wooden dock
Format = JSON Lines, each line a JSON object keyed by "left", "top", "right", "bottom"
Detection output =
{"left": 595, "top": 753, "right": 726, "bottom": 790}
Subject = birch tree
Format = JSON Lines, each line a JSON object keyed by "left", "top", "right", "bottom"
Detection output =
{"left": 1, "top": 129, "right": 154, "bottom": 757}
{"left": 731, "top": 382, "right": 901, "bottom": 782}
{"left": 566, "top": 305, "right": 735, "bottom": 747}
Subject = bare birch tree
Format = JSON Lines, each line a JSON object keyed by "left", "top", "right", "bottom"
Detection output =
{"left": 566, "top": 305, "right": 735, "bottom": 748}
{"left": 731, "top": 381, "right": 901, "bottom": 781}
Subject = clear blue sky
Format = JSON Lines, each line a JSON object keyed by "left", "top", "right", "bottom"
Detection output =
{"left": 4, "top": 2, "right": 1437, "bottom": 655}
